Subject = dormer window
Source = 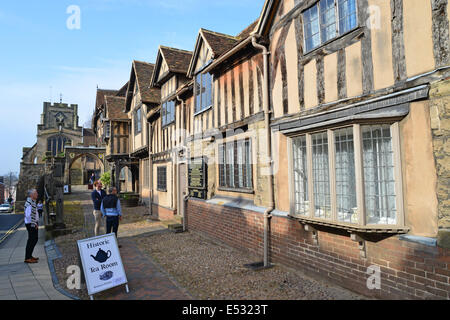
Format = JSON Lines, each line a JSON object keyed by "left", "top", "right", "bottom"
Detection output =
{"left": 195, "top": 72, "right": 213, "bottom": 114}
{"left": 303, "top": 0, "right": 357, "bottom": 53}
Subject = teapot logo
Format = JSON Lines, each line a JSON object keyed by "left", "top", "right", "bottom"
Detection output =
{"left": 90, "top": 248, "right": 112, "bottom": 263}
{"left": 100, "top": 271, "right": 114, "bottom": 281}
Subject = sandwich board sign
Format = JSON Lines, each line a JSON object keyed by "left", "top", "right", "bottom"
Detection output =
{"left": 77, "top": 233, "right": 129, "bottom": 300}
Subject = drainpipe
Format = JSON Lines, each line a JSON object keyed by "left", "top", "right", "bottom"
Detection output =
{"left": 252, "top": 35, "right": 274, "bottom": 268}
{"left": 148, "top": 122, "right": 153, "bottom": 216}
{"left": 176, "top": 95, "right": 188, "bottom": 232}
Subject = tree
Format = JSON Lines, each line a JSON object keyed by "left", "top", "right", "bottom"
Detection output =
{"left": 100, "top": 171, "right": 111, "bottom": 189}
{"left": 3, "top": 171, "right": 18, "bottom": 199}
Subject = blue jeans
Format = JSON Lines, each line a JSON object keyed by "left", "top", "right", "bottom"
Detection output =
{"left": 106, "top": 216, "right": 119, "bottom": 237}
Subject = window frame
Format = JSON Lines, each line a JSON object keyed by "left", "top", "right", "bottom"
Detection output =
{"left": 157, "top": 166, "right": 167, "bottom": 192}
{"left": 47, "top": 135, "right": 71, "bottom": 156}
{"left": 194, "top": 71, "right": 213, "bottom": 116}
{"left": 161, "top": 99, "right": 176, "bottom": 127}
{"left": 302, "top": 0, "right": 359, "bottom": 53}
{"left": 287, "top": 122, "right": 405, "bottom": 231}
{"left": 218, "top": 138, "right": 253, "bottom": 193}
{"left": 134, "top": 107, "right": 142, "bottom": 135}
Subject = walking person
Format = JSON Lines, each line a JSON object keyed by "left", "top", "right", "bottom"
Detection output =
{"left": 91, "top": 181, "right": 106, "bottom": 236}
{"left": 101, "top": 187, "right": 122, "bottom": 247}
{"left": 24, "top": 189, "right": 39, "bottom": 264}
{"left": 89, "top": 173, "right": 95, "bottom": 185}
{"left": 37, "top": 200, "right": 43, "bottom": 223}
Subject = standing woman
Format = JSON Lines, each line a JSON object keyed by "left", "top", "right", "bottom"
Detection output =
{"left": 24, "top": 189, "right": 39, "bottom": 264}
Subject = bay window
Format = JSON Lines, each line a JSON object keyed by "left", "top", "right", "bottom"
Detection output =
{"left": 303, "top": 0, "right": 358, "bottom": 52}
{"left": 334, "top": 127, "right": 357, "bottom": 223}
{"left": 362, "top": 125, "right": 397, "bottom": 225}
{"left": 290, "top": 123, "right": 403, "bottom": 228}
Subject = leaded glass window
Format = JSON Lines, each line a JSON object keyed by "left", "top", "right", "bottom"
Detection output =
{"left": 334, "top": 127, "right": 357, "bottom": 223}
{"left": 293, "top": 136, "right": 309, "bottom": 216}
{"left": 312, "top": 132, "right": 331, "bottom": 219}
{"left": 303, "top": 0, "right": 358, "bottom": 52}
{"left": 219, "top": 139, "right": 252, "bottom": 190}
{"left": 362, "top": 125, "right": 396, "bottom": 225}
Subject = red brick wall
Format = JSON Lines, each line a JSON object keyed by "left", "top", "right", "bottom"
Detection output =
{"left": 186, "top": 199, "right": 450, "bottom": 300}
{"left": 151, "top": 204, "right": 176, "bottom": 221}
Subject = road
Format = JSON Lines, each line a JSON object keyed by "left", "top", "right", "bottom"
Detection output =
{"left": 0, "top": 214, "right": 24, "bottom": 246}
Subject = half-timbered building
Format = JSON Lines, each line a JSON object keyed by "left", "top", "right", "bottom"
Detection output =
{"left": 124, "top": 61, "right": 161, "bottom": 200}
{"left": 89, "top": 0, "right": 450, "bottom": 300}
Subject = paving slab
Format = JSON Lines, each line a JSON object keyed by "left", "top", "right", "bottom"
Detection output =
{"left": 0, "top": 222, "right": 72, "bottom": 300}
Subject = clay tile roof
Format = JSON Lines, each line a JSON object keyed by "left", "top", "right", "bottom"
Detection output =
{"left": 133, "top": 61, "right": 161, "bottom": 104}
{"left": 236, "top": 19, "right": 258, "bottom": 40}
{"left": 201, "top": 29, "right": 238, "bottom": 58}
{"left": 116, "top": 82, "right": 129, "bottom": 97}
{"left": 105, "top": 96, "right": 127, "bottom": 120}
{"left": 160, "top": 46, "right": 193, "bottom": 74}
{"left": 96, "top": 89, "right": 118, "bottom": 109}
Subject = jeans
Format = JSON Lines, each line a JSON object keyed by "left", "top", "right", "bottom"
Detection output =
{"left": 106, "top": 216, "right": 119, "bottom": 237}
{"left": 25, "top": 224, "right": 38, "bottom": 260}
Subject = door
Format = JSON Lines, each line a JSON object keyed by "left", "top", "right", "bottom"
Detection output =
{"left": 178, "top": 163, "right": 187, "bottom": 217}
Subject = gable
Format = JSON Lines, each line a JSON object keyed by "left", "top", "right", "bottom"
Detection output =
{"left": 194, "top": 40, "right": 213, "bottom": 73}
{"left": 158, "top": 58, "right": 169, "bottom": 82}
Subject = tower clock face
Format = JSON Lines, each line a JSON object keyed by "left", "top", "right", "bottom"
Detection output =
{"left": 55, "top": 112, "right": 65, "bottom": 124}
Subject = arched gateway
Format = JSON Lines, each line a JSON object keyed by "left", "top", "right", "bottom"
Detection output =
{"left": 63, "top": 146, "right": 107, "bottom": 192}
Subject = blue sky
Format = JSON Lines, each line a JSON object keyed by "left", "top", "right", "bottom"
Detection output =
{"left": 0, "top": 0, "right": 263, "bottom": 175}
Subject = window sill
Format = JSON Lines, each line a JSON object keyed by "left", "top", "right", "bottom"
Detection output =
{"left": 194, "top": 105, "right": 213, "bottom": 117}
{"left": 217, "top": 187, "right": 254, "bottom": 194}
{"left": 290, "top": 214, "right": 409, "bottom": 234}
{"left": 157, "top": 188, "right": 167, "bottom": 193}
{"left": 162, "top": 121, "right": 175, "bottom": 129}
{"left": 303, "top": 26, "right": 363, "bottom": 57}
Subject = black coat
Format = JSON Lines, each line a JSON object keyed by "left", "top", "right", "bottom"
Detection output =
{"left": 91, "top": 189, "right": 107, "bottom": 210}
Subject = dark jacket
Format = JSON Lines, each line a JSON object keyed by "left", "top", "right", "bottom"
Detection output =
{"left": 91, "top": 189, "right": 107, "bottom": 210}
{"left": 102, "top": 195, "right": 118, "bottom": 209}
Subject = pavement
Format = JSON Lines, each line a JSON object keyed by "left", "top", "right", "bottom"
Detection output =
{"left": 0, "top": 215, "right": 70, "bottom": 300}
{"left": 94, "top": 236, "right": 191, "bottom": 300}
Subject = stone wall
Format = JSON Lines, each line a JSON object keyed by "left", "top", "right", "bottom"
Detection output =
{"left": 15, "top": 163, "right": 45, "bottom": 211}
{"left": 429, "top": 78, "right": 450, "bottom": 247}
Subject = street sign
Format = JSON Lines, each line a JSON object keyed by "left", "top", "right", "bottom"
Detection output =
{"left": 77, "top": 233, "right": 129, "bottom": 299}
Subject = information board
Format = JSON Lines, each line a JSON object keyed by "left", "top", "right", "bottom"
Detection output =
{"left": 77, "top": 233, "right": 128, "bottom": 297}
{"left": 188, "top": 157, "right": 207, "bottom": 199}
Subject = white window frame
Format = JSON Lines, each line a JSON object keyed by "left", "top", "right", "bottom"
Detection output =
{"left": 194, "top": 72, "right": 213, "bottom": 116}
{"left": 162, "top": 99, "right": 176, "bottom": 127}
{"left": 303, "top": 0, "right": 358, "bottom": 53}
{"left": 288, "top": 122, "right": 404, "bottom": 230}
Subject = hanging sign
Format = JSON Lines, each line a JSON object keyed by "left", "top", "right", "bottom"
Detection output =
{"left": 77, "top": 233, "right": 129, "bottom": 298}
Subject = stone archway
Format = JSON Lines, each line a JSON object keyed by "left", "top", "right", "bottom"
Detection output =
{"left": 109, "top": 158, "right": 139, "bottom": 194}
{"left": 64, "top": 146, "right": 107, "bottom": 192}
